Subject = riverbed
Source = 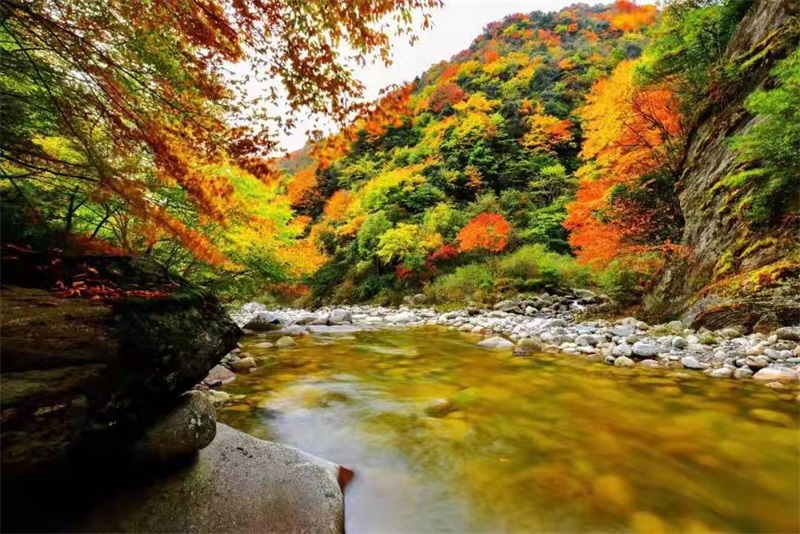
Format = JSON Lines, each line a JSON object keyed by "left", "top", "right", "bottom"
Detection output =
{"left": 218, "top": 327, "right": 800, "bottom": 533}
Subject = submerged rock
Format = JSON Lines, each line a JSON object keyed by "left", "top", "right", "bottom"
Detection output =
{"left": 478, "top": 336, "right": 515, "bottom": 349}
{"left": 614, "top": 356, "right": 635, "bottom": 368}
{"left": 276, "top": 336, "right": 298, "bottom": 348}
{"left": 230, "top": 356, "right": 257, "bottom": 373}
{"left": 513, "top": 338, "right": 542, "bottom": 355}
{"left": 77, "top": 424, "right": 345, "bottom": 533}
{"left": 752, "top": 367, "right": 799, "bottom": 383}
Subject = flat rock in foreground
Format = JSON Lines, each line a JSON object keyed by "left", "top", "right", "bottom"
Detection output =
{"left": 77, "top": 423, "right": 345, "bottom": 533}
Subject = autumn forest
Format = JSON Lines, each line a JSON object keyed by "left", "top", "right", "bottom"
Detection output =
{"left": 1, "top": 0, "right": 797, "bottom": 314}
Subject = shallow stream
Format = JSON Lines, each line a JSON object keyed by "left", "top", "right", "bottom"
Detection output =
{"left": 219, "top": 327, "right": 800, "bottom": 533}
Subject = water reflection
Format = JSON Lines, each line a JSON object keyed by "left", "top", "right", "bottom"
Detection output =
{"left": 219, "top": 327, "right": 800, "bottom": 533}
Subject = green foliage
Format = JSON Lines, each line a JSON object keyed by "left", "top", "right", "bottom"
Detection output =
{"left": 638, "top": 0, "right": 752, "bottom": 116}
{"left": 726, "top": 45, "right": 800, "bottom": 225}
{"left": 425, "top": 264, "right": 494, "bottom": 303}
{"left": 376, "top": 223, "right": 424, "bottom": 264}
{"left": 497, "top": 244, "right": 591, "bottom": 291}
{"left": 357, "top": 211, "right": 393, "bottom": 258}
{"left": 595, "top": 259, "right": 654, "bottom": 307}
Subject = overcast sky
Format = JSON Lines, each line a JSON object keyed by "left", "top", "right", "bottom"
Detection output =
{"left": 277, "top": 0, "right": 611, "bottom": 152}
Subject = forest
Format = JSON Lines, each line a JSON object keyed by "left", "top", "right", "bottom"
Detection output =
{"left": 2, "top": 0, "right": 797, "bottom": 313}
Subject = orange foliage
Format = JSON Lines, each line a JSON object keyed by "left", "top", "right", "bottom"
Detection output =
{"left": 312, "top": 83, "right": 415, "bottom": 168}
{"left": 522, "top": 114, "right": 574, "bottom": 152}
{"left": 286, "top": 165, "right": 319, "bottom": 209}
{"left": 483, "top": 49, "right": 500, "bottom": 64}
{"left": 537, "top": 29, "right": 562, "bottom": 47}
{"left": 457, "top": 213, "right": 511, "bottom": 254}
{"left": 427, "top": 82, "right": 467, "bottom": 113}
{"left": 565, "top": 60, "right": 681, "bottom": 265}
{"left": 582, "top": 29, "right": 600, "bottom": 43}
{"left": 440, "top": 64, "right": 459, "bottom": 81}
{"left": 323, "top": 190, "right": 352, "bottom": 221}
{"left": 609, "top": 1, "right": 657, "bottom": 32}
{"left": 558, "top": 57, "right": 576, "bottom": 70}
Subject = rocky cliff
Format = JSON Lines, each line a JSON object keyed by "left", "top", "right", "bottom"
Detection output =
{"left": 645, "top": 0, "right": 800, "bottom": 330}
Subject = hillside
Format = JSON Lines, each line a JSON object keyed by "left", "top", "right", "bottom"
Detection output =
{"left": 277, "top": 0, "right": 799, "bottom": 329}
{"left": 280, "top": 1, "right": 659, "bottom": 304}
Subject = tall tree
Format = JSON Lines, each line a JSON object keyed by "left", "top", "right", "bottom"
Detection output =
{"left": 0, "top": 0, "right": 440, "bottom": 262}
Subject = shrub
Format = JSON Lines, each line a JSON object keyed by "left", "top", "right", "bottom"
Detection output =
{"left": 425, "top": 264, "right": 493, "bottom": 303}
{"left": 497, "top": 244, "right": 591, "bottom": 290}
{"left": 595, "top": 260, "right": 651, "bottom": 307}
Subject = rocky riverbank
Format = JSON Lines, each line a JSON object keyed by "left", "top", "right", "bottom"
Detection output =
{"left": 0, "top": 252, "right": 347, "bottom": 533}
{"left": 228, "top": 291, "right": 800, "bottom": 389}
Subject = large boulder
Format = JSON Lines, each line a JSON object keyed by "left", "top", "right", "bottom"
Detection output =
{"left": 327, "top": 309, "right": 353, "bottom": 325}
{"left": 243, "top": 311, "right": 284, "bottom": 331}
{"left": 76, "top": 424, "right": 345, "bottom": 533}
{"left": 0, "top": 253, "right": 240, "bottom": 477}
{"left": 133, "top": 391, "right": 217, "bottom": 462}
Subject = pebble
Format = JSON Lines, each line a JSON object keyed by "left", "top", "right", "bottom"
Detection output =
{"left": 478, "top": 336, "right": 515, "bottom": 349}
{"left": 230, "top": 356, "right": 256, "bottom": 373}
{"left": 632, "top": 341, "right": 661, "bottom": 358}
{"left": 744, "top": 356, "right": 769, "bottom": 369}
{"left": 637, "top": 359, "right": 661, "bottom": 369}
{"left": 612, "top": 344, "right": 632, "bottom": 358}
{"left": 671, "top": 337, "right": 688, "bottom": 349}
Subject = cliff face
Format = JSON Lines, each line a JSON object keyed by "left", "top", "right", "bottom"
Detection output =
{"left": 645, "top": 0, "right": 800, "bottom": 330}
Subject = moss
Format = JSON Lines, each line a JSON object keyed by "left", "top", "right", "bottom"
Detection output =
{"left": 713, "top": 250, "right": 736, "bottom": 280}
{"left": 741, "top": 237, "right": 779, "bottom": 259}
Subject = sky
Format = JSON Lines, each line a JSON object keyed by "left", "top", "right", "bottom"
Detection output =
{"left": 276, "top": 0, "right": 608, "bottom": 152}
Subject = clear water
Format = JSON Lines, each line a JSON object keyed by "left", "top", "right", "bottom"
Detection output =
{"left": 218, "top": 327, "right": 800, "bottom": 533}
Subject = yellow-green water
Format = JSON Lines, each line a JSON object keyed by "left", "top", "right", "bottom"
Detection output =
{"left": 219, "top": 327, "right": 800, "bottom": 533}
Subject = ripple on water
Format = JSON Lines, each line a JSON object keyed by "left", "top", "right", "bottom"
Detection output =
{"left": 219, "top": 328, "right": 800, "bottom": 533}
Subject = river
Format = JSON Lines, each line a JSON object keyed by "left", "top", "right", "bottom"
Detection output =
{"left": 218, "top": 327, "right": 800, "bottom": 533}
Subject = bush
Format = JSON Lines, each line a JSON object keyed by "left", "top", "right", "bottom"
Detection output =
{"left": 497, "top": 244, "right": 591, "bottom": 290}
{"left": 425, "top": 264, "right": 493, "bottom": 304}
{"left": 595, "top": 260, "right": 650, "bottom": 307}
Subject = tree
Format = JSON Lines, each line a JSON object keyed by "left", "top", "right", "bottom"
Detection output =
{"left": 564, "top": 59, "right": 682, "bottom": 265}
{"left": 457, "top": 212, "right": 510, "bottom": 254}
{"left": 0, "top": 0, "right": 441, "bottom": 264}
{"left": 428, "top": 83, "right": 466, "bottom": 113}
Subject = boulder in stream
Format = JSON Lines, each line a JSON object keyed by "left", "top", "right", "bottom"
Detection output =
{"left": 77, "top": 423, "right": 345, "bottom": 533}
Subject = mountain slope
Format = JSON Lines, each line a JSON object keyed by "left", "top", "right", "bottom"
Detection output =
{"left": 279, "top": 1, "right": 657, "bottom": 303}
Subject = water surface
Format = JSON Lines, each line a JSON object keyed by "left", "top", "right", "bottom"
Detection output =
{"left": 219, "top": 328, "right": 800, "bottom": 533}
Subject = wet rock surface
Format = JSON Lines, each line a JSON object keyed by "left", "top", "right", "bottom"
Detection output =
{"left": 1, "top": 280, "right": 239, "bottom": 476}
{"left": 75, "top": 423, "right": 345, "bottom": 534}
